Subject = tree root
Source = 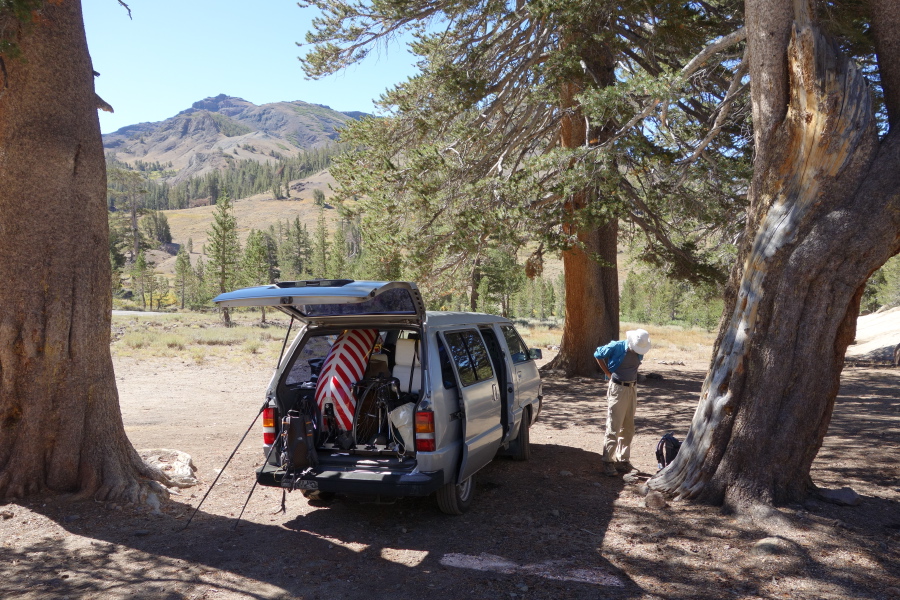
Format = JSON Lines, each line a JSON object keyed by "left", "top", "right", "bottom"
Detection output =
{"left": 70, "top": 448, "right": 178, "bottom": 507}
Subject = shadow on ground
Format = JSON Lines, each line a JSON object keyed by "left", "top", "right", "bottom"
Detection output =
{"left": 2, "top": 366, "right": 899, "bottom": 599}
{"left": 1, "top": 444, "right": 640, "bottom": 600}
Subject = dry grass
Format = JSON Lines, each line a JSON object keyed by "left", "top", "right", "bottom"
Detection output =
{"left": 111, "top": 311, "right": 717, "bottom": 368}
{"left": 622, "top": 321, "right": 716, "bottom": 365}
{"left": 111, "top": 311, "right": 289, "bottom": 362}
{"left": 516, "top": 319, "right": 717, "bottom": 366}
{"left": 514, "top": 319, "right": 563, "bottom": 349}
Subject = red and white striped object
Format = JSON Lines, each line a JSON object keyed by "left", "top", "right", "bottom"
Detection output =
{"left": 315, "top": 329, "right": 378, "bottom": 431}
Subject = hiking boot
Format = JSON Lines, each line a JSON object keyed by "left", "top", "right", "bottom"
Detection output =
{"left": 615, "top": 461, "right": 636, "bottom": 473}
{"left": 603, "top": 462, "right": 619, "bottom": 477}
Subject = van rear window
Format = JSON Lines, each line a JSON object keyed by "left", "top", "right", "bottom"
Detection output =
{"left": 299, "top": 287, "right": 417, "bottom": 317}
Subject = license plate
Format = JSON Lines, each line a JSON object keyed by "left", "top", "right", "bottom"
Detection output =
{"left": 295, "top": 480, "right": 318, "bottom": 490}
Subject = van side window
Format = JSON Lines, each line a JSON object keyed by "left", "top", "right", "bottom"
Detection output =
{"left": 436, "top": 337, "right": 457, "bottom": 389}
{"left": 444, "top": 330, "right": 494, "bottom": 386}
{"left": 500, "top": 325, "right": 530, "bottom": 364}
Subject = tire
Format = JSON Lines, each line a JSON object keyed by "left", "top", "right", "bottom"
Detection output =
{"left": 436, "top": 475, "right": 475, "bottom": 515}
{"left": 509, "top": 410, "right": 531, "bottom": 462}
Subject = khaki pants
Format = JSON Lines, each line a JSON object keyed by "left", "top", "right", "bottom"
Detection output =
{"left": 602, "top": 381, "right": 636, "bottom": 463}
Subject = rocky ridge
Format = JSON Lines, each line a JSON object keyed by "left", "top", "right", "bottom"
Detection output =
{"left": 102, "top": 94, "right": 365, "bottom": 182}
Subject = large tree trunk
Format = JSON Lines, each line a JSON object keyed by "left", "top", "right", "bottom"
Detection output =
{"left": 545, "top": 41, "right": 619, "bottom": 377}
{"left": 650, "top": 2, "right": 900, "bottom": 509}
{"left": 551, "top": 218, "right": 619, "bottom": 376}
{"left": 0, "top": 1, "right": 167, "bottom": 501}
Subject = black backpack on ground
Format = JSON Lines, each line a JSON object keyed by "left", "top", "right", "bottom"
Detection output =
{"left": 656, "top": 432, "right": 682, "bottom": 470}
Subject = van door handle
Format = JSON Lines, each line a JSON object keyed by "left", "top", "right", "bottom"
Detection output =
{"left": 517, "top": 371, "right": 523, "bottom": 380}
{"left": 492, "top": 384, "right": 499, "bottom": 401}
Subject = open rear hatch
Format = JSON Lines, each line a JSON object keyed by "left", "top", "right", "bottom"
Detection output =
{"left": 214, "top": 280, "right": 439, "bottom": 497}
{"left": 212, "top": 279, "right": 425, "bottom": 327}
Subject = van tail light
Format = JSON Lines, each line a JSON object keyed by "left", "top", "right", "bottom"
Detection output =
{"left": 415, "top": 411, "right": 435, "bottom": 452}
{"left": 262, "top": 407, "right": 276, "bottom": 445}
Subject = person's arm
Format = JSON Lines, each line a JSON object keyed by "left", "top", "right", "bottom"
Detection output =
{"left": 595, "top": 357, "right": 612, "bottom": 379}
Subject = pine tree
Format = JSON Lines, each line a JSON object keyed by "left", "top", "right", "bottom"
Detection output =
{"left": 311, "top": 207, "right": 329, "bottom": 278}
{"left": 480, "top": 248, "right": 524, "bottom": 317}
{"left": 139, "top": 210, "right": 172, "bottom": 247}
{"left": 130, "top": 251, "right": 149, "bottom": 309}
{"left": 109, "top": 250, "right": 123, "bottom": 297}
{"left": 327, "top": 222, "right": 348, "bottom": 278}
{"left": 108, "top": 211, "right": 128, "bottom": 295}
{"left": 205, "top": 191, "right": 241, "bottom": 324}
{"left": 207, "top": 166, "right": 219, "bottom": 206}
{"left": 190, "top": 257, "right": 209, "bottom": 309}
{"left": 108, "top": 211, "right": 129, "bottom": 269}
{"left": 174, "top": 247, "right": 192, "bottom": 309}
{"left": 302, "top": 0, "right": 751, "bottom": 375}
{"left": 278, "top": 217, "right": 312, "bottom": 279}
{"left": 242, "top": 229, "right": 274, "bottom": 322}
{"left": 0, "top": 0, "right": 177, "bottom": 501}
{"left": 145, "top": 273, "right": 159, "bottom": 311}
{"left": 155, "top": 276, "right": 169, "bottom": 310}
{"left": 108, "top": 168, "right": 148, "bottom": 260}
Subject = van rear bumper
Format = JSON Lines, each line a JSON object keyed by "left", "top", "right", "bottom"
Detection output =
{"left": 256, "top": 462, "right": 445, "bottom": 497}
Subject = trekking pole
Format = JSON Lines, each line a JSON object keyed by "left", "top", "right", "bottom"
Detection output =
{"left": 181, "top": 398, "right": 268, "bottom": 531}
{"left": 232, "top": 439, "right": 281, "bottom": 530}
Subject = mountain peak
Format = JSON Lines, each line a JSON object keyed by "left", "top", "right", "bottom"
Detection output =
{"left": 103, "top": 97, "right": 366, "bottom": 184}
{"left": 190, "top": 94, "right": 251, "bottom": 113}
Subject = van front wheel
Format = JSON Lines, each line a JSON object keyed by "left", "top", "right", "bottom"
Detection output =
{"left": 436, "top": 475, "right": 474, "bottom": 515}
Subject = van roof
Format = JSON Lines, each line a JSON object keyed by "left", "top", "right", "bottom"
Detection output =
{"left": 424, "top": 311, "right": 511, "bottom": 327}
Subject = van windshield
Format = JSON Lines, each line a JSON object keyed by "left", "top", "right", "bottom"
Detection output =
{"left": 299, "top": 287, "right": 417, "bottom": 317}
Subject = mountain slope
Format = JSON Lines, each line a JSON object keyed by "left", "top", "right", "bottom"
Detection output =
{"left": 147, "top": 170, "right": 345, "bottom": 276}
{"left": 103, "top": 94, "right": 362, "bottom": 182}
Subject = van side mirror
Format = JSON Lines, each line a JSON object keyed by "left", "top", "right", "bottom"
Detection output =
{"left": 528, "top": 348, "right": 543, "bottom": 360}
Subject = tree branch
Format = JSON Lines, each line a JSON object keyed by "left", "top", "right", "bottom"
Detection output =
{"left": 680, "top": 52, "right": 750, "bottom": 165}
{"left": 620, "top": 177, "right": 725, "bottom": 283}
{"left": 584, "top": 27, "right": 747, "bottom": 158}
{"left": 681, "top": 28, "right": 747, "bottom": 78}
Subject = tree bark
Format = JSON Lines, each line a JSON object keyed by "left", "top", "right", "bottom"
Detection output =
{"left": 650, "top": 3, "right": 900, "bottom": 509}
{"left": 0, "top": 1, "right": 167, "bottom": 501}
{"left": 544, "top": 40, "right": 620, "bottom": 377}
{"left": 551, "top": 218, "right": 619, "bottom": 376}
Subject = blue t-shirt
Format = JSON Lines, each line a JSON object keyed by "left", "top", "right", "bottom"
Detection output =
{"left": 594, "top": 340, "right": 643, "bottom": 374}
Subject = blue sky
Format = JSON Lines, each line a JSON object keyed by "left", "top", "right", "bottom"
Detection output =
{"left": 82, "top": 0, "right": 418, "bottom": 133}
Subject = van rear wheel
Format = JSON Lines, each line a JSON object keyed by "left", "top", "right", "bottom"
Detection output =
{"left": 436, "top": 475, "right": 474, "bottom": 515}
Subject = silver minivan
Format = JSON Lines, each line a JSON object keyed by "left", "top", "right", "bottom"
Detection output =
{"left": 214, "top": 280, "right": 543, "bottom": 514}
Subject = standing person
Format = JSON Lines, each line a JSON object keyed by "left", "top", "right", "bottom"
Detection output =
{"left": 594, "top": 329, "right": 651, "bottom": 476}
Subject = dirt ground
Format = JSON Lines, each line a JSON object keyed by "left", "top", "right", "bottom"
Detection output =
{"left": 2, "top": 348, "right": 899, "bottom": 599}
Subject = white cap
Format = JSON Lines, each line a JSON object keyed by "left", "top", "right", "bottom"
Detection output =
{"left": 626, "top": 329, "right": 651, "bottom": 354}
